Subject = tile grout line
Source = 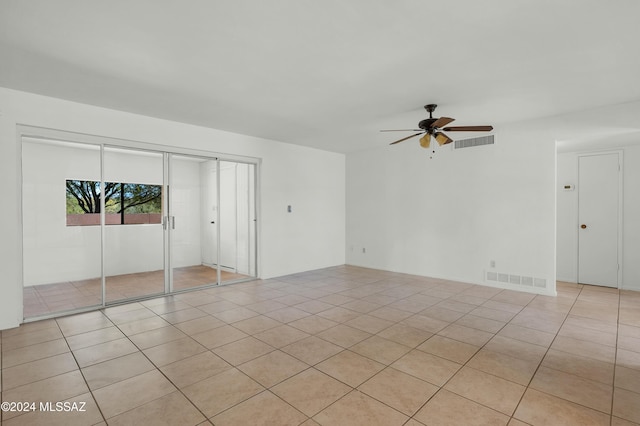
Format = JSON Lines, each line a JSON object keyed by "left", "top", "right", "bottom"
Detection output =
{"left": 6, "top": 276, "right": 476, "bottom": 422}
{"left": 314, "top": 286, "right": 522, "bottom": 422}
{"left": 322, "top": 274, "right": 626, "bottom": 422}
{"left": 610, "top": 290, "right": 621, "bottom": 426}
{"left": 501, "top": 285, "right": 582, "bottom": 424}
{"left": 174, "top": 279, "right": 415, "bottom": 423}
{"left": 510, "top": 284, "right": 622, "bottom": 424}
{"left": 399, "top": 284, "right": 621, "bottom": 424}
{"left": 99, "top": 305, "right": 215, "bottom": 423}
{"left": 400, "top": 287, "right": 531, "bottom": 424}
{"left": 326, "top": 285, "right": 556, "bottom": 423}
{"left": 1, "top": 327, "right": 3, "bottom": 425}
{"left": 149, "top": 302, "right": 344, "bottom": 424}
{"left": 5, "top": 269, "right": 639, "bottom": 425}
{"left": 0, "top": 320, "right": 101, "bottom": 424}
{"left": 56, "top": 316, "right": 109, "bottom": 425}
{"left": 205, "top": 293, "right": 357, "bottom": 423}
{"left": 100, "top": 298, "right": 324, "bottom": 423}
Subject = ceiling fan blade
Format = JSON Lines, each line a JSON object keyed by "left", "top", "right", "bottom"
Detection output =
{"left": 419, "top": 134, "right": 431, "bottom": 148}
{"left": 431, "top": 117, "right": 455, "bottom": 129}
{"left": 380, "top": 129, "right": 422, "bottom": 132}
{"left": 389, "top": 132, "right": 423, "bottom": 145}
{"left": 442, "top": 125, "right": 493, "bottom": 132}
{"left": 434, "top": 132, "right": 453, "bottom": 146}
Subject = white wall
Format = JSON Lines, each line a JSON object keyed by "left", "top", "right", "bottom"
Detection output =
{"left": 0, "top": 87, "right": 346, "bottom": 329}
{"left": 556, "top": 152, "right": 578, "bottom": 282}
{"left": 346, "top": 121, "right": 557, "bottom": 296}
{"left": 22, "top": 139, "right": 103, "bottom": 285}
{"left": 0, "top": 112, "right": 21, "bottom": 330}
{"left": 624, "top": 146, "right": 640, "bottom": 290}
{"left": 218, "top": 162, "right": 240, "bottom": 269}
{"left": 171, "top": 156, "right": 205, "bottom": 269}
{"left": 240, "top": 163, "right": 257, "bottom": 276}
{"left": 557, "top": 144, "right": 640, "bottom": 290}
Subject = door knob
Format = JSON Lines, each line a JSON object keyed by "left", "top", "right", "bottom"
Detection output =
{"left": 581, "top": 224, "right": 587, "bottom": 229}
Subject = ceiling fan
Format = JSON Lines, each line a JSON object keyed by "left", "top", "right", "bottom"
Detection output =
{"left": 382, "top": 104, "right": 493, "bottom": 149}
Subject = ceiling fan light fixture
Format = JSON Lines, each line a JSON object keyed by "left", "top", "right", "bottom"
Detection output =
{"left": 384, "top": 104, "right": 493, "bottom": 152}
{"left": 434, "top": 132, "right": 452, "bottom": 146}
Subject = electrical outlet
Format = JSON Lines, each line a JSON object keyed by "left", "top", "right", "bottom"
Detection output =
{"left": 490, "top": 260, "right": 496, "bottom": 268}
{"left": 362, "top": 247, "right": 366, "bottom": 254}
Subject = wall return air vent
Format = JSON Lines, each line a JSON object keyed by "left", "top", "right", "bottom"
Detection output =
{"left": 486, "top": 270, "right": 547, "bottom": 289}
{"left": 454, "top": 135, "right": 495, "bottom": 149}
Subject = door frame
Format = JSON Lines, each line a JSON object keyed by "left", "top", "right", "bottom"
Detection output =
{"left": 576, "top": 150, "right": 623, "bottom": 288}
{"left": 18, "top": 124, "right": 261, "bottom": 321}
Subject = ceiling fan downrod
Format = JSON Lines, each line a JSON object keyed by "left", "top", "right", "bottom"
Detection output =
{"left": 424, "top": 104, "right": 437, "bottom": 118}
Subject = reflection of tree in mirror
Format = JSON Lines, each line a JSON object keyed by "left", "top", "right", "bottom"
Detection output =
{"left": 66, "top": 180, "right": 162, "bottom": 225}
{"left": 65, "top": 181, "right": 117, "bottom": 214}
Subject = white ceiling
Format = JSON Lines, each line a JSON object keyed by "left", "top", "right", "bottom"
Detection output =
{"left": 2, "top": 0, "right": 640, "bottom": 153}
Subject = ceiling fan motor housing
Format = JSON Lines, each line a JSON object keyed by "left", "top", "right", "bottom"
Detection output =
{"left": 419, "top": 104, "right": 439, "bottom": 132}
{"left": 419, "top": 118, "right": 437, "bottom": 131}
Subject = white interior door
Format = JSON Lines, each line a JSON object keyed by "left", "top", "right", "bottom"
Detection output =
{"left": 578, "top": 153, "right": 620, "bottom": 287}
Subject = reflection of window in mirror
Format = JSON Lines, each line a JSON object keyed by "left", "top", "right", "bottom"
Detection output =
{"left": 66, "top": 180, "right": 162, "bottom": 226}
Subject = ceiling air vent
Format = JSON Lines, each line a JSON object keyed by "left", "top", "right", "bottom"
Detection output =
{"left": 454, "top": 135, "right": 495, "bottom": 149}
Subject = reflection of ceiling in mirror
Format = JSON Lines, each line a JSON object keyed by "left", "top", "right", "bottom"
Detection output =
{"left": 22, "top": 136, "right": 100, "bottom": 151}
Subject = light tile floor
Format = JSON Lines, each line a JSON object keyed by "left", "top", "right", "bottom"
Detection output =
{"left": 23, "top": 265, "right": 249, "bottom": 318}
{"left": 2, "top": 265, "right": 640, "bottom": 425}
